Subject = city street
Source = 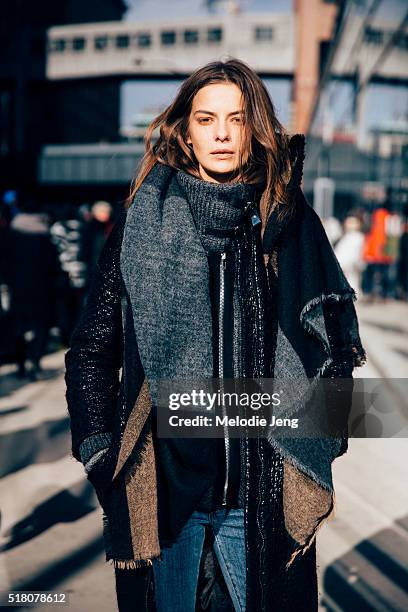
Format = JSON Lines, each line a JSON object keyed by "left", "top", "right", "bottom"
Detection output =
{"left": 0, "top": 300, "right": 407, "bottom": 611}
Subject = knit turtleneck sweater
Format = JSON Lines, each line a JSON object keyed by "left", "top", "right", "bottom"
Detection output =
{"left": 175, "top": 168, "right": 259, "bottom": 252}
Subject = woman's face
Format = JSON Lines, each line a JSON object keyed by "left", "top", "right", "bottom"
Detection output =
{"left": 186, "top": 82, "right": 248, "bottom": 183}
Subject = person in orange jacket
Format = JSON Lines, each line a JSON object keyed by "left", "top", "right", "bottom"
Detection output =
{"left": 362, "top": 205, "right": 402, "bottom": 299}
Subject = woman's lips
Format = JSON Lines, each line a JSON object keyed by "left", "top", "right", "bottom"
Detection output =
{"left": 211, "top": 152, "right": 233, "bottom": 158}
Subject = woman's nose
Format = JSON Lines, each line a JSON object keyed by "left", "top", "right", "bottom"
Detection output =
{"left": 214, "top": 122, "right": 230, "bottom": 141}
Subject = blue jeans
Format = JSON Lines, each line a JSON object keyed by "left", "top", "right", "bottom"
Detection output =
{"left": 152, "top": 508, "right": 246, "bottom": 612}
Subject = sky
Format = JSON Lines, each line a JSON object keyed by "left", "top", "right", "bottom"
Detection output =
{"left": 123, "top": 0, "right": 405, "bottom": 22}
{"left": 124, "top": 0, "right": 293, "bottom": 21}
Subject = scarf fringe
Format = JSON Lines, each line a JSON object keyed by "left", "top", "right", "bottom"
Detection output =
{"left": 107, "top": 556, "right": 159, "bottom": 570}
{"left": 285, "top": 489, "right": 336, "bottom": 569}
{"left": 300, "top": 290, "right": 367, "bottom": 370}
{"left": 300, "top": 290, "right": 357, "bottom": 320}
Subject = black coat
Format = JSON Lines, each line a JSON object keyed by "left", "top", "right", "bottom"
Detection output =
{"left": 65, "top": 136, "right": 362, "bottom": 611}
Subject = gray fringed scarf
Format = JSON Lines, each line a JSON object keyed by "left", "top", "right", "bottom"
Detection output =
{"left": 120, "top": 162, "right": 262, "bottom": 407}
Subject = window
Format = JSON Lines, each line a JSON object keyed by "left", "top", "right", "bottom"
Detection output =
{"left": 364, "top": 27, "right": 383, "bottom": 45}
{"left": 255, "top": 26, "right": 273, "bottom": 42}
{"left": 137, "top": 32, "right": 151, "bottom": 48}
{"left": 184, "top": 29, "right": 199, "bottom": 44}
{"left": 94, "top": 35, "right": 109, "bottom": 51}
{"left": 49, "top": 38, "right": 66, "bottom": 52}
{"left": 207, "top": 27, "right": 222, "bottom": 43}
{"left": 161, "top": 30, "right": 176, "bottom": 46}
{"left": 116, "top": 34, "right": 129, "bottom": 49}
{"left": 72, "top": 37, "right": 86, "bottom": 51}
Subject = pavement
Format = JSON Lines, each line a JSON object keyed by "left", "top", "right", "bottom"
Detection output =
{"left": 0, "top": 299, "right": 407, "bottom": 611}
{"left": 318, "top": 299, "right": 408, "bottom": 611}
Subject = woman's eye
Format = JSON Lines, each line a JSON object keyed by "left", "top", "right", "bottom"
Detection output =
{"left": 197, "top": 116, "right": 243, "bottom": 124}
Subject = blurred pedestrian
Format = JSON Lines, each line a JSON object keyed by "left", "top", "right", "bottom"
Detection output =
{"left": 334, "top": 215, "right": 365, "bottom": 297}
{"left": 50, "top": 204, "right": 88, "bottom": 346}
{"left": 78, "top": 202, "right": 93, "bottom": 224}
{"left": 397, "top": 215, "right": 408, "bottom": 300}
{"left": 81, "top": 200, "right": 114, "bottom": 290}
{"left": 0, "top": 200, "right": 13, "bottom": 362}
{"left": 8, "top": 196, "right": 59, "bottom": 380}
{"left": 322, "top": 215, "right": 342, "bottom": 248}
{"left": 362, "top": 204, "right": 402, "bottom": 300}
{"left": 0, "top": 200, "right": 12, "bottom": 306}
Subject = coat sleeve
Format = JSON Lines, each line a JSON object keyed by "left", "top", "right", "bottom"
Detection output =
{"left": 64, "top": 210, "right": 127, "bottom": 464}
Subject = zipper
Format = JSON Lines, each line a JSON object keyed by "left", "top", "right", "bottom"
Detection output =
{"left": 219, "top": 250, "right": 230, "bottom": 506}
{"left": 219, "top": 201, "right": 260, "bottom": 507}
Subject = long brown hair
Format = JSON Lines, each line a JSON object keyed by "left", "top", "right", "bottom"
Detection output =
{"left": 126, "top": 58, "right": 293, "bottom": 235}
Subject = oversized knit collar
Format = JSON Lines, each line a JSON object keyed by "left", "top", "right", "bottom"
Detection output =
{"left": 176, "top": 168, "right": 258, "bottom": 252}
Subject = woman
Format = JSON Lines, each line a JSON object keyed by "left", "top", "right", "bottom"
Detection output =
{"left": 65, "top": 58, "right": 366, "bottom": 611}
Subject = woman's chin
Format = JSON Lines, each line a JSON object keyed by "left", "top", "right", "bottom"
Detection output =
{"left": 200, "top": 162, "right": 239, "bottom": 182}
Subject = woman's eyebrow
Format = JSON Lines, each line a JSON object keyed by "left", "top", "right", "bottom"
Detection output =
{"left": 193, "top": 110, "right": 243, "bottom": 116}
